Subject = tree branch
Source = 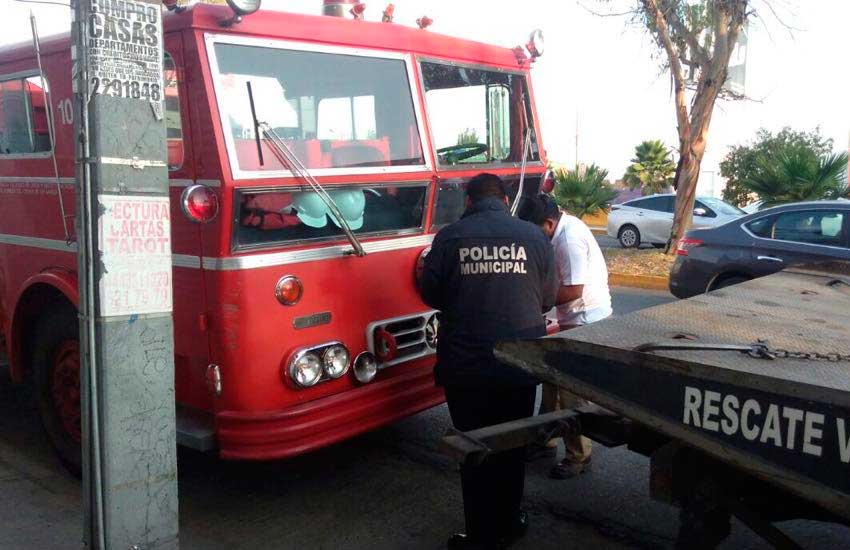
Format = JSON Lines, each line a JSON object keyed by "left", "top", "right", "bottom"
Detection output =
{"left": 642, "top": 0, "right": 690, "bottom": 142}
{"left": 660, "top": 0, "right": 709, "bottom": 66}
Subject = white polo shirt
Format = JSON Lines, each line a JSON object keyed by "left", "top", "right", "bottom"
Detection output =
{"left": 551, "top": 213, "right": 612, "bottom": 326}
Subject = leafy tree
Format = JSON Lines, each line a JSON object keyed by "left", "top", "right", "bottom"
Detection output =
{"left": 742, "top": 150, "right": 849, "bottom": 208}
{"left": 720, "top": 127, "right": 834, "bottom": 207}
{"left": 598, "top": 0, "right": 753, "bottom": 253}
{"left": 456, "top": 128, "right": 480, "bottom": 146}
{"left": 553, "top": 164, "right": 619, "bottom": 219}
{"left": 623, "top": 140, "right": 676, "bottom": 195}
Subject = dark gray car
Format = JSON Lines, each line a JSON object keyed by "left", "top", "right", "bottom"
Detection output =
{"left": 669, "top": 200, "right": 850, "bottom": 298}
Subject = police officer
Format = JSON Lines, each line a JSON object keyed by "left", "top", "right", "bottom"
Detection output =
{"left": 419, "top": 173, "right": 558, "bottom": 549}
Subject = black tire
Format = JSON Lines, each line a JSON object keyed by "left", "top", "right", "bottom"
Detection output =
{"left": 618, "top": 225, "right": 641, "bottom": 248}
{"left": 712, "top": 275, "right": 751, "bottom": 292}
{"left": 31, "top": 307, "right": 82, "bottom": 477}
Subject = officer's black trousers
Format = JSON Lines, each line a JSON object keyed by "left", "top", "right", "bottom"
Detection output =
{"left": 445, "top": 385, "right": 537, "bottom": 543}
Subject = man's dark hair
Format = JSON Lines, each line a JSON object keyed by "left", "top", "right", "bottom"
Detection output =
{"left": 518, "top": 193, "right": 560, "bottom": 226}
{"left": 466, "top": 173, "right": 508, "bottom": 203}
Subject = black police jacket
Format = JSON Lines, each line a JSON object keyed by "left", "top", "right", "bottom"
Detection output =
{"left": 420, "top": 197, "right": 558, "bottom": 388}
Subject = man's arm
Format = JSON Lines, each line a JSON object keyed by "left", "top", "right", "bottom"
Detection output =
{"left": 556, "top": 284, "right": 584, "bottom": 305}
{"left": 540, "top": 241, "right": 559, "bottom": 312}
{"left": 554, "top": 231, "right": 589, "bottom": 305}
{"left": 419, "top": 234, "right": 448, "bottom": 310}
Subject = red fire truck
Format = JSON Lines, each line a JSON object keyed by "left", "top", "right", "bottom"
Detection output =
{"left": 0, "top": 0, "right": 549, "bottom": 470}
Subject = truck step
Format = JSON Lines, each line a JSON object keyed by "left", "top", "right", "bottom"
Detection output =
{"left": 176, "top": 406, "right": 216, "bottom": 452}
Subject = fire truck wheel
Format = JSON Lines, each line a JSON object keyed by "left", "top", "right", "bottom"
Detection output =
{"left": 32, "top": 309, "right": 82, "bottom": 477}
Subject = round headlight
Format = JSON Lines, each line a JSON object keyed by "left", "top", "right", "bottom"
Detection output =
{"left": 526, "top": 29, "right": 545, "bottom": 59}
{"left": 226, "top": 0, "right": 261, "bottom": 16}
{"left": 353, "top": 352, "right": 378, "bottom": 384}
{"left": 322, "top": 344, "right": 350, "bottom": 379}
{"left": 289, "top": 351, "right": 322, "bottom": 387}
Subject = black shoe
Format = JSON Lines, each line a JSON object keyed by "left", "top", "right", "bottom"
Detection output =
{"left": 447, "top": 533, "right": 502, "bottom": 550}
{"left": 549, "top": 457, "right": 592, "bottom": 480}
{"left": 524, "top": 443, "right": 556, "bottom": 462}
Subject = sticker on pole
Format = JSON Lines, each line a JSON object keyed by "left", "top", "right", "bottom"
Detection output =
{"left": 87, "top": 0, "right": 163, "bottom": 102}
{"left": 98, "top": 195, "right": 172, "bottom": 316}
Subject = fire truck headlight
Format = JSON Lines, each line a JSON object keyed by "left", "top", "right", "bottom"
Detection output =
{"left": 289, "top": 351, "right": 323, "bottom": 387}
{"left": 322, "top": 344, "right": 350, "bottom": 379}
{"left": 226, "top": 0, "right": 261, "bottom": 16}
{"left": 353, "top": 352, "right": 378, "bottom": 384}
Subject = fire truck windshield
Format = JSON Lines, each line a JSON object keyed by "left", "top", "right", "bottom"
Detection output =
{"left": 234, "top": 183, "right": 428, "bottom": 249}
{"left": 421, "top": 61, "right": 539, "bottom": 167}
{"left": 211, "top": 41, "right": 426, "bottom": 175}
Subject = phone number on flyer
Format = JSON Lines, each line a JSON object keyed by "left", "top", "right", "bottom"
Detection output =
{"left": 91, "top": 77, "right": 161, "bottom": 101}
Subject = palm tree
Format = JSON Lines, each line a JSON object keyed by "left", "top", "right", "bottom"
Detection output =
{"left": 743, "top": 150, "right": 849, "bottom": 209}
{"left": 623, "top": 140, "right": 676, "bottom": 196}
{"left": 552, "top": 164, "right": 618, "bottom": 220}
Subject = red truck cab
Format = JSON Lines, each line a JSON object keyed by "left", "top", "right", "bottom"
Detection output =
{"left": 0, "top": 3, "right": 548, "bottom": 469}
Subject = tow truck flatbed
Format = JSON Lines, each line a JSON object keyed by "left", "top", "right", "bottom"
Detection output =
{"left": 444, "top": 263, "right": 850, "bottom": 548}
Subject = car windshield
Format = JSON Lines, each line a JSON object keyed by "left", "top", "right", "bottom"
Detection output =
{"left": 421, "top": 62, "right": 539, "bottom": 167}
{"left": 700, "top": 197, "right": 744, "bottom": 216}
{"left": 213, "top": 42, "right": 425, "bottom": 174}
{"left": 235, "top": 184, "right": 428, "bottom": 249}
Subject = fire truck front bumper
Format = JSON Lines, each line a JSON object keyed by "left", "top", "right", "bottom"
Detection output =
{"left": 215, "top": 368, "right": 444, "bottom": 460}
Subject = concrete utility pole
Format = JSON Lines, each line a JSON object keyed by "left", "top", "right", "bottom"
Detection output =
{"left": 71, "top": 0, "right": 179, "bottom": 548}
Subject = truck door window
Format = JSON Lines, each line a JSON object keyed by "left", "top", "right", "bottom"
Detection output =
{"left": 212, "top": 42, "right": 425, "bottom": 174}
{"left": 421, "top": 61, "right": 539, "bottom": 167}
{"left": 163, "top": 53, "right": 183, "bottom": 171}
{"left": 0, "top": 74, "right": 51, "bottom": 155}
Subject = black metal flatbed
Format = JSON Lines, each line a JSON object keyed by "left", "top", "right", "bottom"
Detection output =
{"left": 495, "top": 264, "right": 850, "bottom": 526}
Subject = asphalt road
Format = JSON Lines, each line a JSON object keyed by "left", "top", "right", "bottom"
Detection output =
{"left": 1, "top": 288, "right": 848, "bottom": 549}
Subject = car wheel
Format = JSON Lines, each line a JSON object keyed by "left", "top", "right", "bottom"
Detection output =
{"left": 32, "top": 307, "right": 82, "bottom": 477}
{"left": 712, "top": 275, "right": 751, "bottom": 292}
{"left": 618, "top": 225, "right": 641, "bottom": 248}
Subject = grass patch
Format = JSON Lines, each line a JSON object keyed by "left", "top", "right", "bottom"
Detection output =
{"left": 603, "top": 247, "right": 676, "bottom": 278}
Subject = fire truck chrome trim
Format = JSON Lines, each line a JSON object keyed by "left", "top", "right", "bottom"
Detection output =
{"left": 0, "top": 176, "right": 75, "bottom": 185}
{"left": 366, "top": 310, "right": 438, "bottom": 369}
{"left": 204, "top": 33, "right": 432, "bottom": 180}
{"left": 0, "top": 233, "right": 77, "bottom": 252}
{"left": 169, "top": 179, "right": 222, "bottom": 188}
{"left": 205, "top": 233, "right": 434, "bottom": 271}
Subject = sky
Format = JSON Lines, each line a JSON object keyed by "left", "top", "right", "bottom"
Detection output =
{"left": 3, "top": 0, "right": 848, "bottom": 197}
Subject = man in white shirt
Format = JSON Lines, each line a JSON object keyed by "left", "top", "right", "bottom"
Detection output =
{"left": 519, "top": 193, "right": 612, "bottom": 479}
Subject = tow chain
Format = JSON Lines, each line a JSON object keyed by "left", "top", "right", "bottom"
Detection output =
{"left": 770, "top": 349, "right": 850, "bottom": 363}
{"left": 634, "top": 341, "right": 850, "bottom": 363}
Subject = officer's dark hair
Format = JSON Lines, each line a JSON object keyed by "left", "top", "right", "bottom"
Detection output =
{"left": 466, "top": 173, "right": 508, "bottom": 203}
{"left": 518, "top": 193, "right": 560, "bottom": 226}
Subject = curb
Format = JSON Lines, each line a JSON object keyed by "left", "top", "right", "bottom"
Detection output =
{"left": 589, "top": 226, "right": 607, "bottom": 236}
{"left": 609, "top": 273, "right": 670, "bottom": 291}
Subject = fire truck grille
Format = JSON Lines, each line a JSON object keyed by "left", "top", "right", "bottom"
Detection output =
{"left": 367, "top": 311, "right": 438, "bottom": 369}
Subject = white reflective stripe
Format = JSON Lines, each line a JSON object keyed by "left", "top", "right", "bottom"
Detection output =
{"left": 98, "top": 157, "right": 167, "bottom": 168}
{"left": 204, "top": 234, "right": 435, "bottom": 271}
{"left": 0, "top": 233, "right": 77, "bottom": 252}
{"left": 0, "top": 176, "right": 75, "bottom": 185}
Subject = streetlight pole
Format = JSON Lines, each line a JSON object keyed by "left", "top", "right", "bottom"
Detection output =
{"left": 71, "top": 1, "right": 179, "bottom": 548}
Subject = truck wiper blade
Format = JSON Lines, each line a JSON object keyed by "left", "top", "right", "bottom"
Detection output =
{"left": 245, "top": 82, "right": 366, "bottom": 257}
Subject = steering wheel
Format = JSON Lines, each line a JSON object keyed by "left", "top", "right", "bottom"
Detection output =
{"left": 437, "top": 143, "right": 488, "bottom": 165}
